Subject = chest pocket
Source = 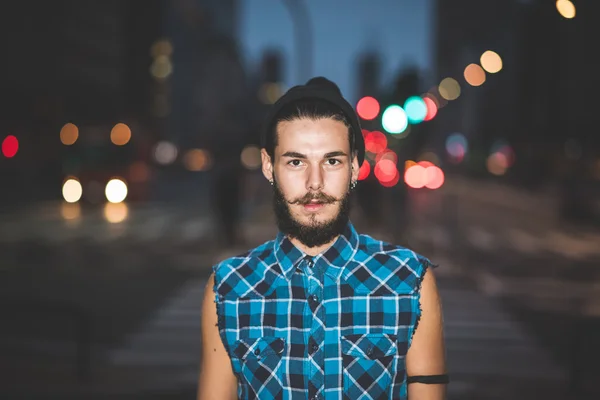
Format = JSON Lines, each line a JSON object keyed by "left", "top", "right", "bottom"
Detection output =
{"left": 231, "top": 336, "right": 286, "bottom": 398}
{"left": 341, "top": 333, "right": 401, "bottom": 399}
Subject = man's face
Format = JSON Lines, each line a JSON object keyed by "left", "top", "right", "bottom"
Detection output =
{"left": 261, "top": 117, "right": 360, "bottom": 247}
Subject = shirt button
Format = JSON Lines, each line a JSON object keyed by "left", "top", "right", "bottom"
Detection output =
{"left": 310, "top": 294, "right": 319, "bottom": 303}
{"left": 311, "top": 343, "right": 319, "bottom": 354}
{"left": 306, "top": 258, "right": 314, "bottom": 268}
{"left": 254, "top": 348, "right": 260, "bottom": 356}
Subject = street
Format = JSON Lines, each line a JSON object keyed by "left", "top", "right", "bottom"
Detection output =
{"left": 1, "top": 176, "right": 599, "bottom": 399}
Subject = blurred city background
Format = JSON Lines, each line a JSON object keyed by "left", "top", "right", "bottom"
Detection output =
{"left": 1, "top": 0, "right": 599, "bottom": 399}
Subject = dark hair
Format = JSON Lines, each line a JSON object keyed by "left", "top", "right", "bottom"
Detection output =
{"left": 265, "top": 98, "right": 353, "bottom": 160}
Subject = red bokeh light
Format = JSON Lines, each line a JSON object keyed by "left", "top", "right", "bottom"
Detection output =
{"left": 374, "top": 159, "right": 397, "bottom": 183}
{"left": 2, "top": 135, "right": 19, "bottom": 158}
{"left": 380, "top": 169, "right": 400, "bottom": 187}
{"left": 405, "top": 164, "right": 426, "bottom": 188}
{"left": 423, "top": 96, "right": 438, "bottom": 121}
{"left": 425, "top": 166, "right": 445, "bottom": 189}
{"left": 404, "top": 163, "right": 445, "bottom": 189}
{"left": 358, "top": 160, "right": 371, "bottom": 180}
{"left": 375, "top": 149, "right": 398, "bottom": 164}
{"left": 356, "top": 96, "right": 380, "bottom": 120}
{"left": 364, "top": 130, "right": 387, "bottom": 154}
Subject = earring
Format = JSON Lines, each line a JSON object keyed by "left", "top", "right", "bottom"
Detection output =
{"left": 350, "top": 181, "right": 357, "bottom": 190}
{"left": 269, "top": 180, "right": 274, "bottom": 186}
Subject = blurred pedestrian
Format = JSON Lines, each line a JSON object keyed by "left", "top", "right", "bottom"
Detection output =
{"left": 198, "top": 78, "right": 448, "bottom": 400}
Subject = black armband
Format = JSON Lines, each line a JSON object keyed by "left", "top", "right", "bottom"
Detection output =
{"left": 407, "top": 374, "right": 449, "bottom": 384}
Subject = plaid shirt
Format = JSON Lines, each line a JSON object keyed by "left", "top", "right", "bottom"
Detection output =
{"left": 212, "top": 222, "right": 434, "bottom": 400}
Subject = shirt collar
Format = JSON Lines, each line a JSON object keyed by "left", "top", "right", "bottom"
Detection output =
{"left": 274, "top": 221, "right": 360, "bottom": 281}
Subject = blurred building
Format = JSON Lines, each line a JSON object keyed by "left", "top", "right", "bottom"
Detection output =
{"left": 0, "top": 0, "right": 243, "bottom": 205}
{"left": 432, "top": 0, "right": 600, "bottom": 186}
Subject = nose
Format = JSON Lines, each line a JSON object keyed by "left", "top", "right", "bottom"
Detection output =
{"left": 306, "top": 164, "right": 324, "bottom": 191}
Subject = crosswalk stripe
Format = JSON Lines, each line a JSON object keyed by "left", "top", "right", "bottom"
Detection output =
{"left": 107, "top": 276, "right": 567, "bottom": 386}
{"left": 109, "top": 279, "right": 206, "bottom": 368}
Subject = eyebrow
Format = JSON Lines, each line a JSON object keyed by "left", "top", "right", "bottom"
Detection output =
{"left": 281, "top": 151, "right": 348, "bottom": 159}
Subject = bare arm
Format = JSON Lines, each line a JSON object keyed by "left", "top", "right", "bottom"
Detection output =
{"left": 197, "top": 273, "right": 238, "bottom": 400}
{"left": 406, "top": 267, "right": 447, "bottom": 399}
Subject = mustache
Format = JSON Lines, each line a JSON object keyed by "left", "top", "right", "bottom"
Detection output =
{"left": 288, "top": 191, "right": 339, "bottom": 205}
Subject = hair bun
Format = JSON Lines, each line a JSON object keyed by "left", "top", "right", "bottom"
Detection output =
{"left": 305, "top": 76, "right": 342, "bottom": 95}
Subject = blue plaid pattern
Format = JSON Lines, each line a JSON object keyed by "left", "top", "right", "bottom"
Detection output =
{"left": 212, "top": 222, "right": 434, "bottom": 399}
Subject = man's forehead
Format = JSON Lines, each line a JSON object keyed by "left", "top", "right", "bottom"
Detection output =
{"left": 276, "top": 118, "right": 348, "bottom": 141}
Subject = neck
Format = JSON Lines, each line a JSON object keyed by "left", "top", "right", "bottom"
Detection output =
{"left": 289, "top": 235, "right": 339, "bottom": 256}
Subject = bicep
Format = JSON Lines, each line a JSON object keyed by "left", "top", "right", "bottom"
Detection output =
{"left": 406, "top": 267, "right": 447, "bottom": 399}
{"left": 197, "top": 273, "right": 238, "bottom": 400}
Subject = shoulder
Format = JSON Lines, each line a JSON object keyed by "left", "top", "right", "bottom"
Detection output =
{"left": 212, "top": 239, "right": 279, "bottom": 298}
{"left": 345, "top": 233, "right": 436, "bottom": 294}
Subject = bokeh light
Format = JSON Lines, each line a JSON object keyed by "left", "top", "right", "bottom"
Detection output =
{"left": 438, "top": 78, "right": 461, "bottom": 100}
{"left": 364, "top": 130, "right": 387, "bottom": 154}
{"left": 425, "top": 166, "right": 445, "bottom": 189}
{"left": 375, "top": 149, "right": 398, "bottom": 165}
{"left": 61, "top": 202, "right": 81, "bottom": 222}
{"left": 356, "top": 96, "right": 380, "bottom": 120}
{"left": 105, "top": 179, "right": 128, "bottom": 203}
{"left": 480, "top": 50, "right": 503, "bottom": 73}
{"left": 404, "top": 96, "right": 428, "bottom": 124}
{"left": 491, "top": 139, "right": 516, "bottom": 167}
{"left": 464, "top": 64, "right": 486, "bottom": 86}
{"left": 104, "top": 202, "right": 128, "bottom": 224}
{"left": 60, "top": 123, "right": 79, "bottom": 145}
{"left": 2, "top": 135, "right": 19, "bottom": 158}
{"left": 111, "top": 123, "right": 131, "bottom": 146}
{"left": 404, "top": 162, "right": 445, "bottom": 189}
{"left": 358, "top": 160, "right": 371, "bottom": 180}
{"left": 129, "top": 162, "right": 151, "bottom": 183}
{"left": 423, "top": 95, "right": 438, "bottom": 121}
{"left": 382, "top": 105, "right": 408, "bottom": 134}
{"left": 446, "top": 133, "right": 468, "bottom": 163}
{"left": 62, "top": 178, "right": 83, "bottom": 203}
{"left": 150, "top": 39, "right": 173, "bottom": 58}
{"left": 375, "top": 159, "right": 398, "bottom": 186}
{"left": 241, "top": 145, "right": 261, "bottom": 170}
{"left": 405, "top": 164, "right": 426, "bottom": 189}
{"left": 154, "top": 141, "right": 178, "bottom": 165}
{"left": 380, "top": 170, "right": 400, "bottom": 187}
{"left": 184, "top": 149, "right": 211, "bottom": 171}
{"left": 150, "top": 55, "right": 173, "bottom": 79}
{"left": 556, "top": 0, "right": 576, "bottom": 19}
{"left": 487, "top": 152, "right": 509, "bottom": 175}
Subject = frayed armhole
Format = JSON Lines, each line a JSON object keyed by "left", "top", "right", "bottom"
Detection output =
{"left": 408, "top": 257, "right": 437, "bottom": 348}
{"left": 211, "top": 267, "right": 231, "bottom": 355}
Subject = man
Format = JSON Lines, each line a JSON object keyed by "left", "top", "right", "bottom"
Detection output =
{"left": 198, "top": 77, "right": 448, "bottom": 399}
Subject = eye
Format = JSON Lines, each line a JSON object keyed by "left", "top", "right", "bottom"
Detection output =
{"left": 326, "top": 158, "right": 342, "bottom": 166}
{"left": 288, "top": 159, "right": 303, "bottom": 167}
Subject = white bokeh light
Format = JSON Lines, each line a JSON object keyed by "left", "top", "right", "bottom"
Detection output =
{"left": 62, "top": 179, "right": 83, "bottom": 203}
{"left": 105, "top": 179, "right": 128, "bottom": 203}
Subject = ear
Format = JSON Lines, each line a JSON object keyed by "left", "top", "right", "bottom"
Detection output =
{"left": 261, "top": 148, "right": 273, "bottom": 182}
{"left": 351, "top": 152, "right": 360, "bottom": 183}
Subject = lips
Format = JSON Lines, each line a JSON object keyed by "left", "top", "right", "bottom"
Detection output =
{"left": 303, "top": 202, "right": 325, "bottom": 211}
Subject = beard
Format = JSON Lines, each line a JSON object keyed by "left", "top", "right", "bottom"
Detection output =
{"left": 272, "top": 178, "right": 352, "bottom": 248}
